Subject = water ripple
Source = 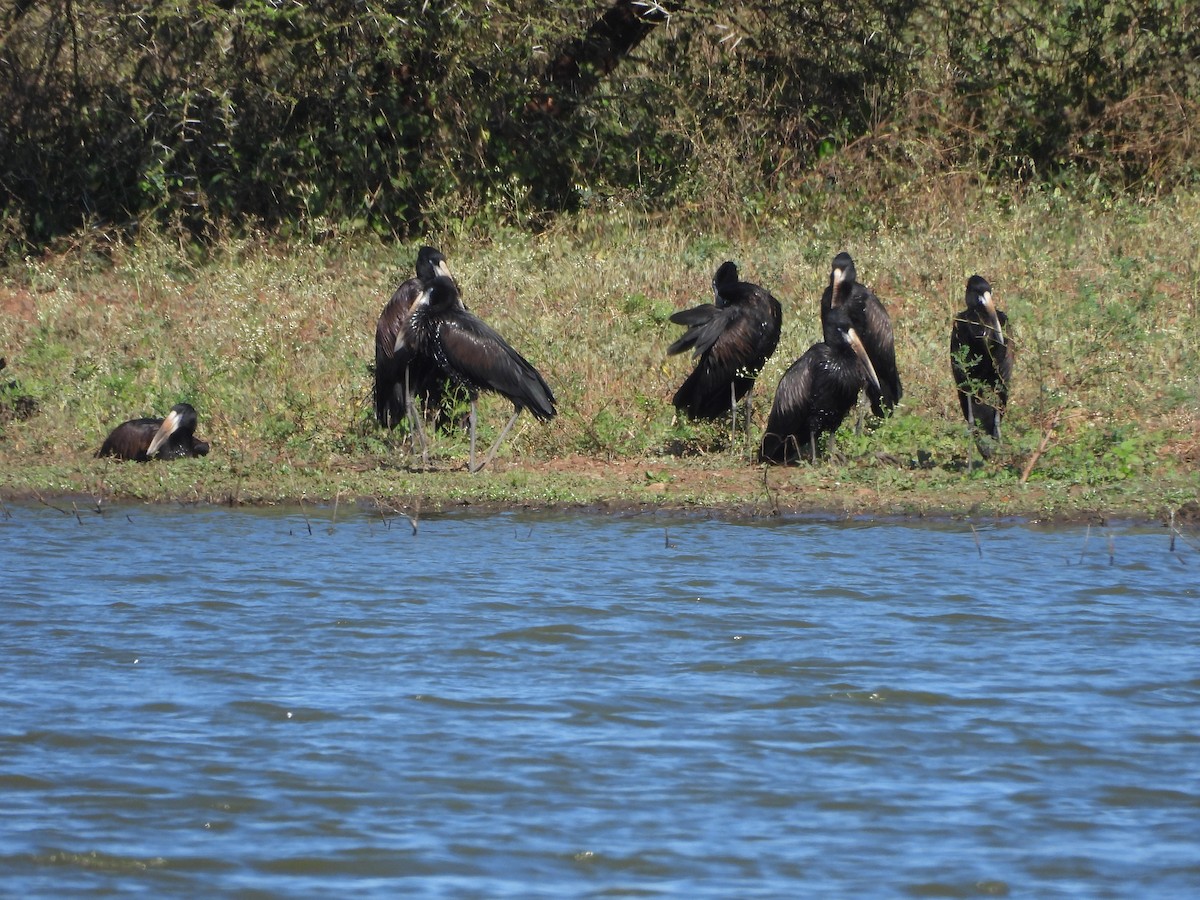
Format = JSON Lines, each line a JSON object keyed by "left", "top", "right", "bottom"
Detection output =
{"left": 1, "top": 506, "right": 1197, "bottom": 897}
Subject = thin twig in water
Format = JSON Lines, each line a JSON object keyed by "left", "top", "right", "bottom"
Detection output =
{"left": 33, "top": 489, "right": 69, "bottom": 515}
{"left": 328, "top": 491, "right": 340, "bottom": 535}
{"left": 1107, "top": 532, "right": 1115, "bottom": 566}
{"left": 375, "top": 497, "right": 391, "bottom": 530}
{"left": 401, "top": 498, "right": 420, "bottom": 536}
{"left": 664, "top": 528, "right": 676, "bottom": 549}
{"left": 970, "top": 523, "right": 982, "bottom": 558}
{"left": 298, "top": 498, "right": 313, "bottom": 536}
{"left": 1166, "top": 509, "right": 1200, "bottom": 554}
{"left": 71, "top": 502, "right": 84, "bottom": 526}
{"left": 761, "top": 466, "right": 779, "bottom": 517}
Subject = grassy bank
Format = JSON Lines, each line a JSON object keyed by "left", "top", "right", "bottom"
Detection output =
{"left": 1, "top": 182, "right": 1197, "bottom": 522}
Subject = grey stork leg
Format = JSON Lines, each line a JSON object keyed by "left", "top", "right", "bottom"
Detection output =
{"left": 742, "top": 388, "right": 754, "bottom": 457}
{"left": 466, "top": 400, "right": 479, "bottom": 473}
{"left": 472, "top": 409, "right": 521, "bottom": 474}
{"left": 729, "top": 382, "right": 738, "bottom": 449}
{"left": 404, "top": 367, "right": 430, "bottom": 467}
{"left": 966, "top": 396, "right": 976, "bottom": 472}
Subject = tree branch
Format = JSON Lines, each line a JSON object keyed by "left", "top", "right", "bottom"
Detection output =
{"left": 531, "top": 0, "right": 679, "bottom": 117}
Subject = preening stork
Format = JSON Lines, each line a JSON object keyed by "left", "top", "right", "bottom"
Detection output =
{"left": 374, "top": 246, "right": 466, "bottom": 451}
{"left": 667, "top": 260, "right": 782, "bottom": 438}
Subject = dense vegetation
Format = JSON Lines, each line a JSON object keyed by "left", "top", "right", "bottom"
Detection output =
{"left": 1, "top": 1, "right": 1197, "bottom": 519}
{"left": 3, "top": 1, "right": 1198, "bottom": 249}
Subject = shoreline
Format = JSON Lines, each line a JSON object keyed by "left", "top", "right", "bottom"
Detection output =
{"left": 2, "top": 455, "right": 1194, "bottom": 527}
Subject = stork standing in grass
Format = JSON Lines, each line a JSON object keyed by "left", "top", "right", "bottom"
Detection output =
{"left": 820, "top": 252, "right": 901, "bottom": 418}
{"left": 951, "top": 274, "right": 1011, "bottom": 453}
{"left": 667, "top": 260, "right": 782, "bottom": 443}
{"left": 408, "top": 276, "right": 556, "bottom": 473}
{"left": 374, "top": 246, "right": 467, "bottom": 459}
{"left": 760, "top": 305, "right": 881, "bottom": 464}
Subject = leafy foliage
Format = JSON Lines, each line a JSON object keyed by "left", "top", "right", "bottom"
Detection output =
{"left": 2, "top": 1, "right": 1197, "bottom": 251}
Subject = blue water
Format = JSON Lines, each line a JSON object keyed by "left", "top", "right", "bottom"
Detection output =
{"left": 1, "top": 502, "right": 1197, "bottom": 897}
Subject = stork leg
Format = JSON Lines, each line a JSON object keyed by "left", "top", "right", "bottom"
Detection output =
{"left": 781, "top": 434, "right": 800, "bottom": 465}
{"left": 809, "top": 433, "right": 817, "bottom": 464}
{"left": 404, "top": 367, "right": 430, "bottom": 467}
{"left": 729, "top": 382, "right": 738, "bottom": 448}
{"left": 472, "top": 408, "right": 521, "bottom": 474}
{"left": 966, "top": 396, "right": 976, "bottom": 472}
{"left": 467, "top": 399, "right": 479, "bottom": 473}
{"left": 742, "top": 388, "right": 754, "bottom": 457}
{"left": 976, "top": 404, "right": 999, "bottom": 461}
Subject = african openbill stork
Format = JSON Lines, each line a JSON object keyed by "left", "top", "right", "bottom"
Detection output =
{"left": 667, "top": 261, "right": 782, "bottom": 436}
{"left": 374, "top": 246, "right": 465, "bottom": 446}
{"left": 759, "top": 304, "right": 881, "bottom": 464}
{"left": 409, "top": 276, "right": 556, "bottom": 473}
{"left": 951, "top": 274, "right": 1011, "bottom": 445}
{"left": 96, "top": 403, "right": 209, "bottom": 461}
{"left": 820, "top": 252, "right": 901, "bottom": 417}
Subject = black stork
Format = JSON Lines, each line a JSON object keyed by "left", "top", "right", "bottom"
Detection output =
{"left": 374, "top": 246, "right": 465, "bottom": 449}
{"left": 820, "top": 252, "right": 902, "bottom": 417}
{"left": 667, "top": 261, "right": 783, "bottom": 438}
{"left": 96, "top": 402, "right": 209, "bottom": 461}
{"left": 409, "top": 275, "right": 556, "bottom": 473}
{"left": 951, "top": 274, "right": 1011, "bottom": 446}
{"left": 759, "top": 304, "right": 881, "bottom": 464}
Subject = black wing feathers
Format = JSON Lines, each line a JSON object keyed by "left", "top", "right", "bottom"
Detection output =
{"left": 435, "top": 316, "right": 557, "bottom": 422}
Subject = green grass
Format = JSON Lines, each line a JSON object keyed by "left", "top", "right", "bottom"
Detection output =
{"left": 1, "top": 181, "right": 1198, "bottom": 521}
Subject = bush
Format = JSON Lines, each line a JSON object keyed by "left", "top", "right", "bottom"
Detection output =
{"left": 1, "top": 1, "right": 1197, "bottom": 253}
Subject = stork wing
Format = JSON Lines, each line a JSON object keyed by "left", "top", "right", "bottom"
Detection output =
{"left": 667, "top": 303, "right": 733, "bottom": 357}
{"left": 771, "top": 350, "right": 817, "bottom": 422}
{"left": 377, "top": 278, "right": 421, "bottom": 360}
{"left": 436, "top": 315, "right": 556, "bottom": 420}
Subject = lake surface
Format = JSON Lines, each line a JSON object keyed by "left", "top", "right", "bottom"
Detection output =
{"left": 1, "top": 501, "right": 1197, "bottom": 898}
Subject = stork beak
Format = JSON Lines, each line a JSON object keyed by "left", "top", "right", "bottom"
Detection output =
{"left": 434, "top": 260, "right": 452, "bottom": 280}
{"left": 146, "top": 409, "right": 182, "bottom": 457}
{"left": 981, "top": 291, "right": 1004, "bottom": 345}
{"left": 833, "top": 267, "right": 845, "bottom": 289}
{"left": 846, "top": 327, "right": 881, "bottom": 392}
